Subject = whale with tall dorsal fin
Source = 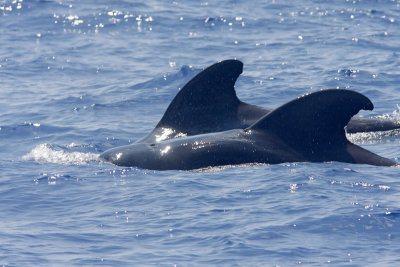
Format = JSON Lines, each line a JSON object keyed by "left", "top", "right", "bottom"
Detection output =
{"left": 101, "top": 64, "right": 397, "bottom": 170}
{"left": 137, "top": 59, "right": 400, "bottom": 144}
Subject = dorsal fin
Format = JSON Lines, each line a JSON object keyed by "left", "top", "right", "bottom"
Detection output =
{"left": 248, "top": 89, "right": 374, "bottom": 160}
{"left": 156, "top": 59, "right": 244, "bottom": 135}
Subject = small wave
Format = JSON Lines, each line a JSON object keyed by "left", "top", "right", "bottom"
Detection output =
{"left": 192, "top": 162, "right": 267, "bottom": 172}
{"left": 347, "top": 107, "right": 400, "bottom": 143}
{"left": 347, "top": 129, "right": 400, "bottom": 144}
{"left": 23, "top": 143, "right": 100, "bottom": 165}
{"left": 378, "top": 104, "right": 400, "bottom": 121}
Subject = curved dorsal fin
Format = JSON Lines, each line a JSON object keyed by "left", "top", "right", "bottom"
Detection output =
{"left": 156, "top": 59, "right": 244, "bottom": 135}
{"left": 249, "top": 89, "right": 375, "bottom": 160}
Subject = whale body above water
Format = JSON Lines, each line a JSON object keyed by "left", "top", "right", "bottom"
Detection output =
{"left": 101, "top": 60, "right": 398, "bottom": 170}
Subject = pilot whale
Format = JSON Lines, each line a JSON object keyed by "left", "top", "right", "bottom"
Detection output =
{"left": 101, "top": 72, "right": 397, "bottom": 169}
{"left": 136, "top": 60, "right": 400, "bottom": 144}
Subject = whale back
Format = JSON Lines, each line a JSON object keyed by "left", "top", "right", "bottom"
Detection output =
{"left": 248, "top": 89, "right": 395, "bottom": 166}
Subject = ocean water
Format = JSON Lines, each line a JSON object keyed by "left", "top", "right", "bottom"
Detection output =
{"left": 1, "top": 0, "right": 400, "bottom": 265}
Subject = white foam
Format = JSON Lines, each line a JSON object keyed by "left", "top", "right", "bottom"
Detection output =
{"left": 347, "top": 107, "right": 400, "bottom": 144}
{"left": 347, "top": 129, "right": 400, "bottom": 144}
{"left": 376, "top": 104, "right": 400, "bottom": 121}
{"left": 23, "top": 143, "right": 100, "bottom": 165}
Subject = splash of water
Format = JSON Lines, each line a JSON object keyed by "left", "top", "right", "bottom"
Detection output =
{"left": 347, "top": 129, "right": 400, "bottom": 144}
{"left": 23, "top": 143, "right": 100, "bottom": 165}
{"left": 347, "top": 106, "right": 400, "bottom": 144}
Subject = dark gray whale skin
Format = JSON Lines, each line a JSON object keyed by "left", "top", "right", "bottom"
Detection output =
{"left": 101, "top": 60, "right": 398, "bottom": 170}
{"left": 101, "top": 68, "right": 397, "bottom": 170}
{"left": 137, "top": 60, "right": 400, "bottom": 144}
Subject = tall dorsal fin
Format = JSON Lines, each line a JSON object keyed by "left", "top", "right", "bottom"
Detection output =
{"left": 248, "top": 89, "right": 374, "bottom": 160}
{"left": 156, "top": 59, "right": 244, "bottom": 135}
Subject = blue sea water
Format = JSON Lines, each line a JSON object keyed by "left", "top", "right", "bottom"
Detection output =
{"left": 1, "top": 0, "right": 400, "bottom": 265}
